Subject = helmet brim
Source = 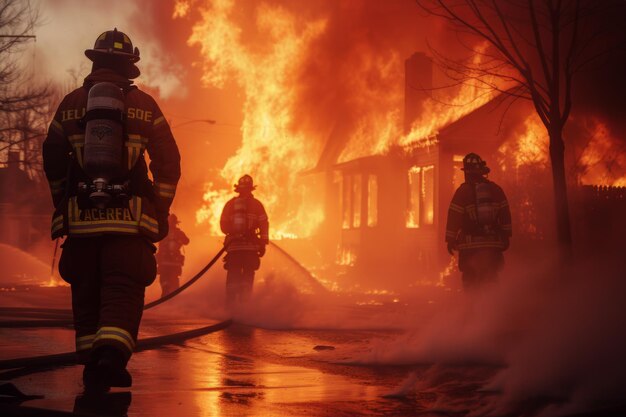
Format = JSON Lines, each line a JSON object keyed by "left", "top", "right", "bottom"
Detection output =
{"left": 85, "top": 49, "right": 140, "bottom": 63}
{"left": 234, "top": 184, "right": 256, "bottom": 192}
{"left": 461, "top": 166, "right": 490, "bottom": 174}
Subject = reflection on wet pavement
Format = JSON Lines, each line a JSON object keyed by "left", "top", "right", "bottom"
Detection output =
{"left": 3, "top": 320, "right": 447, "bottom": 416}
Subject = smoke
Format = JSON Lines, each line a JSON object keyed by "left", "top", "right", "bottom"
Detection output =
{"left": 348, "top": 256, "right": 626, "bottom": 416}
{"left": 33, "top": 0, "right": 186, "bottom": 98}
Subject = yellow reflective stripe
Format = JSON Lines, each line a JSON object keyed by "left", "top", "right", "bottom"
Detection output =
{"left": 449, "top": 203, "right": 464, "bottom": 214}
{"left": 52, "top": 216, "right": 64, "bottom": 233}
{"left": 67, "top": 135, "right": 85, "bottom": 166}
{"left": 155, "top": 182, "right": 177, "bottom": 198}
{"left": 51, "top": 120, "right": 64, "bottom": 134}
{"left": 458, "top": 242, "right": 503, "bottom": 249}
{"left": 76, "top": 334, "right": 96, "bottom": 351}
{"left": 114, "top": 41, "right": 123, "bottom": 49}
{"left": 69, "top": 220, "right": 139, "bottom": 226}
{"left": 70, "top": 227, "right": 140, "bottom": 234}
{"left": 68, "top": 134, "right": 84, "bottom": 144}
{"left": 153, "top": 116, "right": 165, "bottom": 126}
{"left": 155, "top": 182, "right": 176, "bottom": 191}
{"left": 127, "top": 134, "right": 148, "bottom": 143}
{"left": 139, "top": 214, "right": 159, "bottom": 234}
{"left": 157, "top": 190, "right": 175, "bottom": 198}
{"left": 96, "top": 326, "right": 135, "bottom": 351}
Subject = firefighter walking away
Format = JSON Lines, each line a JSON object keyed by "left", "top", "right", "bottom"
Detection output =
{"left": 43, "top": 29, "right": 180, "bottom": 390}
{"left": 445, "top": 153, "right": 511, "bottom": 290}
{"left": 156, "top": 213, "right": 190, "bottom": 297}
{"left": 220, "top": 175, "right": 269, "bottom": 308}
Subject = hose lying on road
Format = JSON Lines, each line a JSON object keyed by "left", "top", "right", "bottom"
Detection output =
{"left": 0, "top": 319, "right": 232, "bottom": 380}
{"left": 0, "top": 241, "right": 324, "bottom": 327}
{"left": 0, "top": 244, "right": 228, "bottom": 327}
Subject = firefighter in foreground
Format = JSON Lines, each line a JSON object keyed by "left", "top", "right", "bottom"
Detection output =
{"left": 156, "top": 213, "right": 190, "bottom": 297}
{"left": 445, "top": 153, "right": 511, "bottom": 290}
{"left": 43, "top": 29, "right": 180, "bottom": 389}
{"left": 220, "top": 175, "right": 269, "bottom": 307}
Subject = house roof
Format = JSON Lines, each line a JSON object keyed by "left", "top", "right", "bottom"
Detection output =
{"left": 435, "top": 92, "right": 531, "bottom": 150}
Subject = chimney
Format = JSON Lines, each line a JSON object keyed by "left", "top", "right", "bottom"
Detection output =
{"left": 404, "top": 52, "right": 433, "bottom": 134}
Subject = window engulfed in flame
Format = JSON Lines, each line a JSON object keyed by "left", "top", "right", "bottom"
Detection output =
{"left": 352, "top": 174, "right": 362, "bottom": 228}
{"left": 407, "top": 167, "right": 421, "bottom": 228}
{"left": 406, "top": 165, "right": 435, "bottom": 228}
{"left": 367, "top": 174, "right": 378, "bottom": 227}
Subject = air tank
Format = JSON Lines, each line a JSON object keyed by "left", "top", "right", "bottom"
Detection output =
{"left": 82, "top": 82, "right": 125, "bottom": 207}
{"left": 475, "top": 182, "right": 497, "bottom": 228}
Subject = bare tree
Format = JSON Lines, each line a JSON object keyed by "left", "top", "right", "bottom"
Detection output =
{"left": 0, "top": 0, "right": 50, "bottom": 177}
{"left": 417, "top": 0, "right": 625, "bottom": 260}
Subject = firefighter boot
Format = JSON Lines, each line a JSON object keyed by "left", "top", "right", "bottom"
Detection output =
{"left": 83, "top": 346, "right": 132, "bottom": 390}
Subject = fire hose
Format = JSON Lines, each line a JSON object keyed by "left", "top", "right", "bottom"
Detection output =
{"left": 0, "top": 240, "right": 325, "bottom": 327}
{"left": 0, "top": 244, "right": 229, "bottom": 327}
{"left": 0, "top": 319, "right": 232, "bottom": 380}
{"left": 0, "top": 241, "right": 324, "bottom": 380}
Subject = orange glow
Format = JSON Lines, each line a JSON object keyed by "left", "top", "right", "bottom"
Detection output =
{"left": 187, "top": 0, "right": 327, "bottom": 238}
{"left": 337, "top": 246, "right": 357, "bottom": 267}
{"left": 498, "top": 115, "right": 549, "bottom": 171}
{"left": 401, "top": 43, "right": 501, "bottom": 147}
{"left": 578, "top": 119, "right": 626, "bottom": 186}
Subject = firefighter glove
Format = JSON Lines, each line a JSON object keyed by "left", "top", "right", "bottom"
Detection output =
{"left": 258, "top": 245, "right": 266, "bottom": 258}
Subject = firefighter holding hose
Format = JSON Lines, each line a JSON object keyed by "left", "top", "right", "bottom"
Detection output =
{"left": 445, "top": 153, "right": 512, "bottom": 290}
{"left": 220, "top": 175, "right": 269, "bottom": 308}
{"left": 43, "top": 29, "right": 180, "bottom": 390}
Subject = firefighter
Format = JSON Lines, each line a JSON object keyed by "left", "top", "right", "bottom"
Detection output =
{"left": 445, "top": 153, "right": 511, "bottom": 290}
{"left": 156, "top": 213, "right": 190, "bottom": 297}
{"left": 219, "top": 175, "right": 269, "bottom": 307}
{"left": 43, "top": 29, "right": 180, "bottom": 390}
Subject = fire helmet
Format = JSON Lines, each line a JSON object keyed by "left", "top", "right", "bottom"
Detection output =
{"left": 462, "top": 153, "right": 490, "bottom": 175}
{"left": 234, "top": 175, "right": 256, "bottom": 192}
{"left": 85, "top": 28, "right": 140, "bottom": 63}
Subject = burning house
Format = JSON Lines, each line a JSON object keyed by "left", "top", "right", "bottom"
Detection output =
{"left": 315, "top": 53, "right": 539, "bottom": 288}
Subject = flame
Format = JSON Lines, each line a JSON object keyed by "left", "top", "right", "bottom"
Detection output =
{"left": 173, "top": 0, "right": 192, "bottom": 18}
{"left": 337, "top": 246, "right": 357, "bottom": 267}
{"left": 184, "top": 6, "right": 506, "bottom": 240}
{"left": 187, "top": 0, "right": 327, "bottom": 238}
{"left": 401, "top": 43, "right": 501, "bottom": 147}
{"left": 498, "top": 114, "right": 549, "bottom": 172}
{"left": 578, "top": 119, "right": 626, "bottom": 187}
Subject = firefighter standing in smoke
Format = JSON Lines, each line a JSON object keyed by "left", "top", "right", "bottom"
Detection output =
{"left": 156, "top": 213, "right": 190, "bottom": 297}
{"left": 43, "top": 29, "right": 180, "bottom": 389}
{"left": 220, "top": 175, "right": 269, "bottom": 306}
{"left": 445, "top": 153, "right": 511, "bottom": 290}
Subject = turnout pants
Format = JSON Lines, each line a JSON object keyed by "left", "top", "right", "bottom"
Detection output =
{"left": 223, "top": 250, "right": 260, "bottom": 306}
{"left": 158, "top": 265, "right": 182, "bottom": 297}
{"left": 58, "top": 235, "right": 157, "bottom": 364}
{"left": 458, "top": 248, "right": 504, "bottom": 291}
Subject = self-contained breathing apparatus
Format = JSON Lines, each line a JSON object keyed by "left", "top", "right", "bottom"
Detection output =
{"left": 78, "top": 82, "right": 129, "bottom": 208}
{"left": 473, "top": 181, "right": 500, "bottom": 236}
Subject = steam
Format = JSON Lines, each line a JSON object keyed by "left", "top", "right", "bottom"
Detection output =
{"left": 352, "top": 257, "right": 626, "bottom": 416}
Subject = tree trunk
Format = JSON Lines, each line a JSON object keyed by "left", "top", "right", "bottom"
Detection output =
{"left": 548, "top": 125, "right": 573, "bottom": 261}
